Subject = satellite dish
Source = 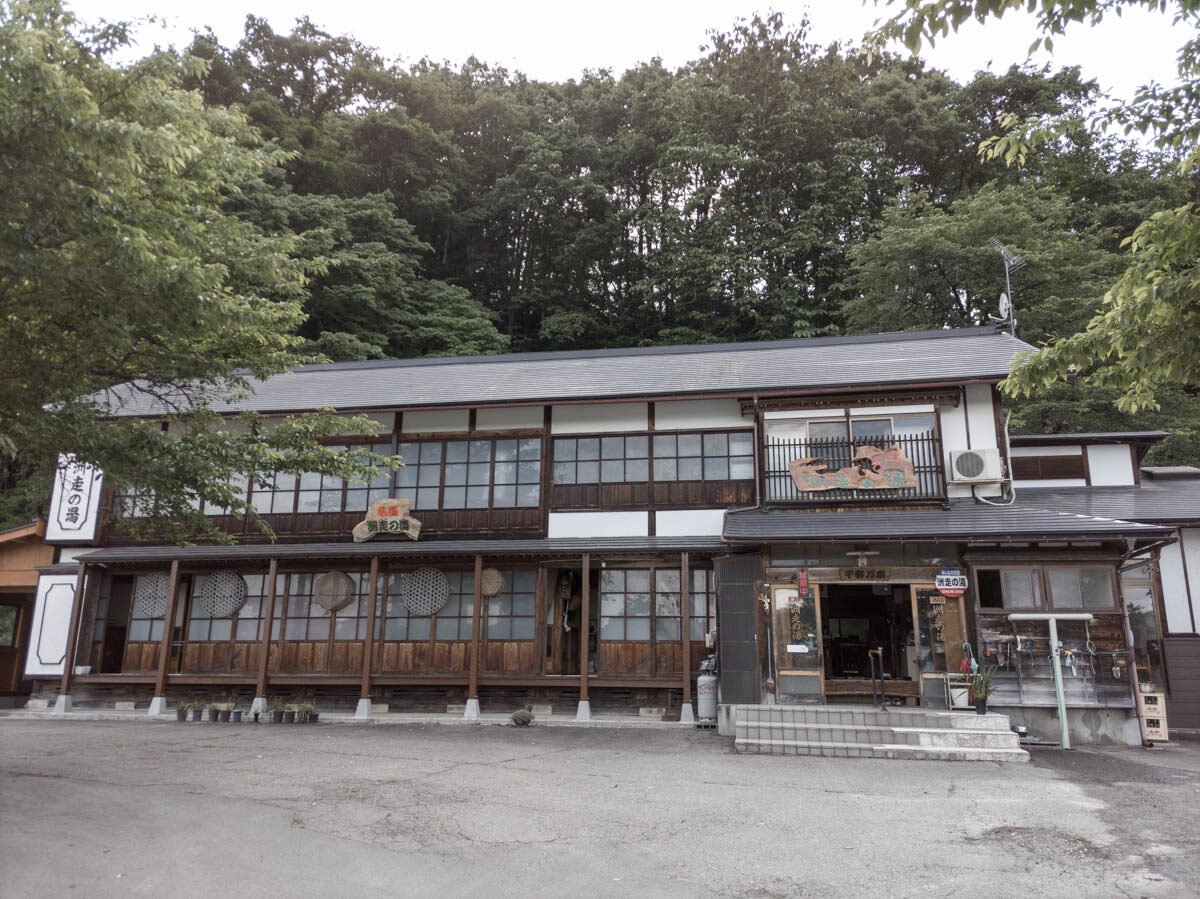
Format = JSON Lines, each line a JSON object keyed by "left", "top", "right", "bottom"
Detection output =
{"left": 998, "top": 292, "right": 1011, "bottom": 318}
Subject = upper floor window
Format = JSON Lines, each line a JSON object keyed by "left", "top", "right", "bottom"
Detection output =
{"left": 976, "top": 566, "right": 1116, "bottom": 612}
{"left": 765, "top": 413, "right": 935, "bottom": 444}
{"left": 396, "top": 438, "right": 542, "bottom": 511}
{"left": 553, "top": 430, "right": 753, "bottom": 485}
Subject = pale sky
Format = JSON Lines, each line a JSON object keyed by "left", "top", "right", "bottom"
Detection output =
{"left": 68, "top": 0, "right": 1186, "bottom": 104}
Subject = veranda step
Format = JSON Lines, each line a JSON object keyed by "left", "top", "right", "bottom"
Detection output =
{"left": 734, "top": 722, "right": 1019, "bottom": 750}
{"left": 733, "top": 737, "right": 1030, "bottom": 762}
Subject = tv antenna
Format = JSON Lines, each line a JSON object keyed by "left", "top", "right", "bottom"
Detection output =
{"left": 988, "top": 237, "right": 1025, "bottom": 336}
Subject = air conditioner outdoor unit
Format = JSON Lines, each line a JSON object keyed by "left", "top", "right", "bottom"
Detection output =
{"left": 949, "top": 448, "right": 1003, "bottom": 483}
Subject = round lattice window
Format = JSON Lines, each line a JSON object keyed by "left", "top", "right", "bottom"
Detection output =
{"left": 133, "top": 572, "right": 171, "bottom": 618}
{"left": 197, "top": 570, "right": 248, "bottom": 618}
{"left": 314, "top": 571, "right": 355, "bottom": 612}
{"left": 404, "top": 567, "right": 449, "bottom": 617}
{"left": 480, "top": 568, "right": 505, "bottom": 597}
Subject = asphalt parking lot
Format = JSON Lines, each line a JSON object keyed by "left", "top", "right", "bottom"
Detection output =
{"left": 1, "top": 720, "right": 1197, "bottom": 897}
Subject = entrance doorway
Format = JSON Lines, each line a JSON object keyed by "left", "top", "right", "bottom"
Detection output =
{"left": 821, "top": 583, "right": 920, "bottom": 702}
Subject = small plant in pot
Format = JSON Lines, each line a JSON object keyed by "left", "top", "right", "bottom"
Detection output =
{"left": 968, "top": 666, "right": 998, "bottom": 715}
{"left": 175, "top": 702, "right": 188, "bottom": 722}
{"left": 230, "top": 702, "right": 243, "bottom": 724}
{"left": 208, "top": 702, "right": 223, "bottom": 723}
{"left": 268, "top": 696, "right": 285, "bottom": 724}
{"left": 282, "top": 703, "right": 297, "bottom": 724}
{"left": 186, "top": 700, "right": 203, "bottom": 722}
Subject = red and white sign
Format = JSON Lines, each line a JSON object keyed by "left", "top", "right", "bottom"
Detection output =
{"left": 935, "top": 567, "right": 968, "bottom": 598}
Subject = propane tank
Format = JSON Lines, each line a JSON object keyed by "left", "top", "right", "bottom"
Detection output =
{"left": 697, "top": 660, "right": 718, "bottom": 721}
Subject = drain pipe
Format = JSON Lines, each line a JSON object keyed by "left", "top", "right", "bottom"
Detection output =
{"left": 1008, "top": 613, "right": 1093, "bottom": 749}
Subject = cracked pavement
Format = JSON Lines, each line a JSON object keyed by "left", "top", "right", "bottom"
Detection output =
{"left": 1, "top": 720, "right": 1197, "bottom": 897}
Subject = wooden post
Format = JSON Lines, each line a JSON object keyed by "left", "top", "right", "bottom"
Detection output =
{"left": 579, "top": 553, "right": 590, "bottom": 702}
{"left": 360, "top": 556, "right": 380, "bottom": 700}
{"left": 255, "top": 559, "right": 279, "bottom": 700}
{"left": 153, "top": 560, "right": 182, "bottom": 697}
{"left": 58, "top": 561, "right": 89, "bottom": 696}
{"left": 680, "top": 552, "right": 692, "bottom": 707}
{"left": 468, "top": 554, "right": 483, "bottom": 700}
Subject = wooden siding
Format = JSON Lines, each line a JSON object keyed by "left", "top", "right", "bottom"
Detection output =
{"left": 1164, "top": 635, "right": 1200, "bottom": 730}
{"left": 551, "top": 480, "right": 753, "bottom": 511}
{"left": 121, "top": 642, "right": 159, "bottom": 673}
{"left": 484, "top": 641, "right": 538, "bottom": 674}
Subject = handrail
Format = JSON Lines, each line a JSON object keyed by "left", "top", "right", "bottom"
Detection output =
{"left": 868, "top": 646, "right": 885, "bottom": 709}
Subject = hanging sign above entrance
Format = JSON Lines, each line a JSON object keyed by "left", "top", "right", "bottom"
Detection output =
{"left": 789, "top": 444, "right": 917, "bottom": 492}
{"left": 352, "top": 498, "right": 422, "bottom": 542}
{"left": 935, "top": 567, "right": 968, "bottom": 598}
{"left": 839, "top": 567, "right": 889, "bottom": 582}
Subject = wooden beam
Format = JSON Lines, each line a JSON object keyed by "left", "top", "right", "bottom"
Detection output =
{"left": 579, "top": 553, "right": 590, "bottom": 701}
{"left": 58, "top": 561, "right": 89, "bottom": 695}
{"left": 680, "top": 552, "right": 691, "bottom": 705}
{"left": 467, "top": 553, "right": 483, "bottom": 699}
{"left": 153, "top": 560, "right": 182, "bottom": 697}
{"left": 360, "top": 556, "right": 380, "bottom": 699}
{"left": 255, "top": 559, "right": 279, "bottom": 698}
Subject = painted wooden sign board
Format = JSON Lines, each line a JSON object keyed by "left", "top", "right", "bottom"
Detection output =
{"left": 45, "top": 454, "right": 103, "bottom": 544}
{"left": 352, "top": 497, "right": 422, "bottom": 542}
{"left": 789, "top": 444, "right": 917, "bottom": 492}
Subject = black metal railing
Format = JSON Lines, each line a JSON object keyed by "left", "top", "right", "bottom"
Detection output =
{"left": 762, "top": 431, "right": 947, "bottom": 506}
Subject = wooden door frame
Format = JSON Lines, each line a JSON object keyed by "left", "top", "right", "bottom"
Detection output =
{"left": 770, "top": 581, "right": 825, "bottom": 702}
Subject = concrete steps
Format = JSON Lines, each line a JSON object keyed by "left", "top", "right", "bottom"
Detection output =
{"left": 732, "top": 704, "right": 1029, "bottom": 762}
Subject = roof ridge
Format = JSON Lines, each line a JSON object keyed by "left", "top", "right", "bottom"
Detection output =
{"left": 273, "top": 325, "right": 1007, "bottom": 375}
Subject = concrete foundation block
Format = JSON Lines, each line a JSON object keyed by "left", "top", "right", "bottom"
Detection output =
{"left": 354, "top": 698, "right": 373, "bottom": 720}
{"left": 370, "top": 702, "right": 389, "bottom": 714}
{"left": 51, "top": 694, "right": 72, "bottom": 716}
{"left": 118, "top": 701, "right": 139, "bottom": 712}
{"left": 530, "top": 704, "right": 553, "bottom": 716}
{"left": 146, "top": 697, "right": 167, "bottom": 716}
{"left": 679, "top": 703, "right": 696, "bottom": 724}
{"left": 25, "top": 699, "right": 50, "bottom": 710}
{"left": 250, "top": 697, "right": 267, "bottom": 715}
{"left": 574, "top": 700, "right": 592, "bottom": 722}
{"left": 639, "top": 706, "right": 666, "bottom": 718}
{"left": 463, "top": 698, "right": 480, "bottom": 721}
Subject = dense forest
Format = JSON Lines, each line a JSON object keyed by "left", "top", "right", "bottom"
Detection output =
{"left": 2, "top": 10, "right": 1197, "bottom": 528}
{"left": 188, "top": 14, "right": 1197, "bottom": 448}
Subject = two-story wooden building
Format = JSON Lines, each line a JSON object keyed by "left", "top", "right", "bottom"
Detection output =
{"left": 25, "top": 326, "right": 1175, "bottom": 741}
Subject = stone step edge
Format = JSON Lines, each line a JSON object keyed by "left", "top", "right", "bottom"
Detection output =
{"left": 734, "top": 738, "right": 1030, "bottom": 761}
{"left": 734, "top": 720, "right": 1014, "bottom": 737}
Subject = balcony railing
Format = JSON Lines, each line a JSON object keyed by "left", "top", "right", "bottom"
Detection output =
{"left": 763, "top": 431, "right": 947, "bottom": 506}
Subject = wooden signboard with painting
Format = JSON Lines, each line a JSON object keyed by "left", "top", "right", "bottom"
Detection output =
{"left": 789, "top": 444, "right": 917, "bottom": 492}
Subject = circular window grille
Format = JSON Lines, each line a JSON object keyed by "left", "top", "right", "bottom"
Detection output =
{"left": 314, "top": 571, "right": 355, "bottom": 612}
{"left": 133, "top": 572, "right": 171, "bottom": 618}
{"left": 404, "top": 567, "right": 449, "bottom": 617}
{"left": 480, "top": 568, "right": 505, "bottom": 597}
{"left": 197, "top": 570, "right": 248, "bottom": 618}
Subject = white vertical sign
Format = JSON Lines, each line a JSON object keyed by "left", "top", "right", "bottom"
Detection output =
{"left": 45, "top": 454, "right": 103, "bottom": 543}
{"left": 25, "top": 574, "right": 79, "bottom": 676}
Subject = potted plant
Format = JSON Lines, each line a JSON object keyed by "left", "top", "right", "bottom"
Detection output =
{"left": 282, "top": 703, "right": 296, "bottom": 724}
{"left": 188, "top": 700, "right": 203, "bottom": 722}
{"left": 230, "top": 702, "right": 243, "bottom": 724}
{"left": 175, "top": 703, "right": 188, "bottom": 723}
{"left": 295, "top": 701, "right": 315, "bottom": 724}
{"left": 968, "top": 666, "right": 998, "bottom": 715}
{"left": 208, "top": 703, "right": 222, "bottom": 723}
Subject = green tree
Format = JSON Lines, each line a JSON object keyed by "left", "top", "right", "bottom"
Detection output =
{"left": 872, "top": 0, "right": 1200, "bottom": 413}
{"left": 0, "top": 0, "right": 393, "bottom": 540}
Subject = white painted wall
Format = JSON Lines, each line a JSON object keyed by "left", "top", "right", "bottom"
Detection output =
{"left": 25, "top": 574, "right": 78, "bottom": 676}
{"left": 938, "top": 401, "right": 971, "bottom": 499}
{"left": 547, "top": 511, "right": 649, "bottom": 538}
{"left": 1159, "top": 533, "right": 1197, "bottom": 634}
{"left": 965, "top": 384, "right": 999, "bottom": 450}
{"left": 654, "top": 509, "right": 726, "bottom": 537}
{"left": 654, "top": 399, "right": 749, "bottom": 430}
{"left": 1184, "top": 528, "right": 1200, "bottom": 634}
{"left": 476, "top": 406, "right": 544, "bottom": 431}
{"left": 401, "top": 409, "right": 469, "bottom": 434}
{"left": 1013, "top": 479, "right": 1088, "bottom": 489}
{"left": 1010, "top": 446, "right": 1083, "bottom": 458}
{"left": 1087, "top": 444, "right": 1135, "bottom": 486}
{"left": 849, "top": 404, "right": 935, "bottom": 417}
{"left": 552, "top": 403, "right": 648, "bottom": 434}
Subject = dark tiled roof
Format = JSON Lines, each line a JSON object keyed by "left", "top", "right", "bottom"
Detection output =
{"left": 1018, "top": 482, "right": 1200, "bottom": 526}
{"left": 1010, "top": 431, "right": 1169, "bottom": 445}
{"left": 723, "top": 501, "right": 1174, "bottom": 543}
{"left": 95, "top": 326, "right": 1030, "bottom": 417}
{"left": 79, "top": 536, "right": 728, "bottom": 564}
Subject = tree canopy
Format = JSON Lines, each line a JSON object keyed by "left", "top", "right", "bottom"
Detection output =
{"left": 2, "top": 1, "right": 1196, "bottom": 535}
